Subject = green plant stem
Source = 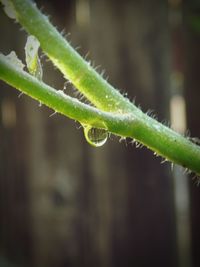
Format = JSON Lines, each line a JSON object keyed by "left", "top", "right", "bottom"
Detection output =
{"left": 0, "top": 54, "right": 131, "bottom": 129}
{"left": 9, "top": 0, "right": 136, "bottom": 114}
{"left": 1, "top": 54, "right": 200, "bottom": 176}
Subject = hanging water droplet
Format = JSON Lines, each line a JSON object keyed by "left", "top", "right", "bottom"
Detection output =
{"left": 83, "top": 126, "right": 108, "bottom": 147}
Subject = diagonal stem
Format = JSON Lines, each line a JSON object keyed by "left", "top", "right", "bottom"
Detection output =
{"left": 9, "top": 0, "right": 137, "bottom": 114}
{"left": 1, "top": 54, "right": 200, "bottom": 176}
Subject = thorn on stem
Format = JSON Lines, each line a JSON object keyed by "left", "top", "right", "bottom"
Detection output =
{"left": 18, "top": 92, "right": 24, "bottom": 98}
{"left": 49, "top": 111, "right": 57, "bottom": 117}
{"left": 84, "top": 51, "right": 90, "bottom": 60}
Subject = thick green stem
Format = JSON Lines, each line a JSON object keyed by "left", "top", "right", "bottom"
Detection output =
{"left": 0, "top": 54, "right": 200, "bottom": 176}
{"left": 9, "top": 0, "right": 137, "bottom": 114}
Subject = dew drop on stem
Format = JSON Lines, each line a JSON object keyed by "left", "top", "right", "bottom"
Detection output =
{"left": 83, "top": 126, "right": 108, "bottom": 147}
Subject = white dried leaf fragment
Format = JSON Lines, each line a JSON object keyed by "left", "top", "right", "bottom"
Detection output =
{"left": 25, "top": 35, "right": 43, "bottom": 80}
{"left": 1, "top": 0, "right": 17, "bottom": 19}
{"left": 5, "top": 51, "right": 25, "bottom": 70}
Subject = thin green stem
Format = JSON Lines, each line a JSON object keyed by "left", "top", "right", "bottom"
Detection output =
{"left": 0, "top": 54, "right": 131, "bottom": 129}
{"left": 0, "top": 54, "right": 200, "bottom": 176}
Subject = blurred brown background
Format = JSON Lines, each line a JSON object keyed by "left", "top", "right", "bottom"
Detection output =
{"left": 0, "top": 0, "right": 200, "bottom": 266}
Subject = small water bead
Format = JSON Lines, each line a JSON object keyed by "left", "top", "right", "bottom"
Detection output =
{"left": 84, "top": 126, "right": 108, "bottom": 147}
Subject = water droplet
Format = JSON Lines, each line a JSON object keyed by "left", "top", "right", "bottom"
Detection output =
{"left": 83, "top": 126, "right": 108, "bottom": 147}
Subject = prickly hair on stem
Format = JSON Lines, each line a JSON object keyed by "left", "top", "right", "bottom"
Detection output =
{"left": 0, "top": 0, "right": 200, "bottom": 177}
